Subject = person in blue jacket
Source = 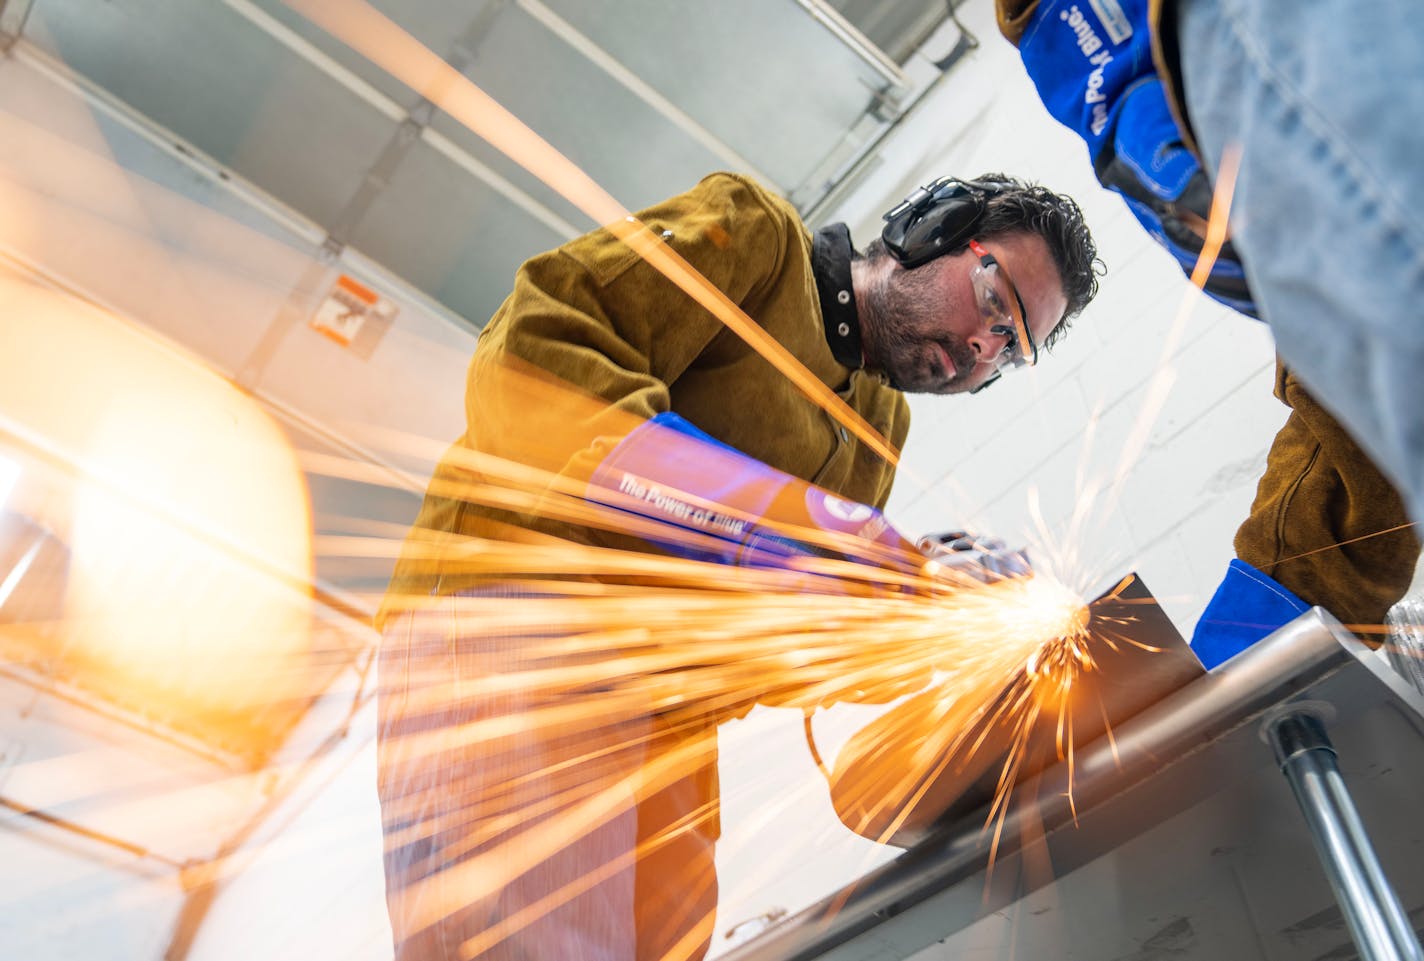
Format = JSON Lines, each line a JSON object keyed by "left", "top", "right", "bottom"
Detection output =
{"left": 993, "top": 0, "right": 1421, "bottom": 663}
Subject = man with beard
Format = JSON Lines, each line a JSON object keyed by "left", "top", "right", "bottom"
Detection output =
{"left": 853, "top": 198, "right": 1076, "bottom": 396}
{"left": 375, "top": 171, "right": 1100, "bottom": 961}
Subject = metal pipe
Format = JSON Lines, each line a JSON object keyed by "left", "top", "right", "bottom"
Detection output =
{"left": 513, "top": 0, "right": 774, "bottom": 184}
{"left": 0, "top": 0, "right": 36, "bottom": 50}
{"left": 1267, "top": 712, "right": 1424, "bottom": 961}
{"left": 0, "top": 794, "right": 186, "bottom": 869}
{"left": 220, "top": 0, "right": 581, "bottom": 241}
{"left": 792, "top": 0, "right": 907, "bottom": 88}
{"left": 721, "top": 608, "right": 1357, "bottom": 961}
{"left": 800, "top": 3, "right": 980, "bottom": 221}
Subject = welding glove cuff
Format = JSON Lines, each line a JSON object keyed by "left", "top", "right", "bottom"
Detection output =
{"left": 587, "top": 412, "right": 918, "bottom": 572}
{"left": 1017, "top": 0, "right": 1256, "bottom": 315}
{"left": 1097, "top": 85, "right": 1256, "bottom": 316}
{"left": 1190, "top": 559, "right": 1309, "bottom": 670}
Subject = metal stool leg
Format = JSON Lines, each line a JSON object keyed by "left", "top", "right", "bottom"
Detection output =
{"left": 1267, "top": 712, "right": 1424, "bottom": 961}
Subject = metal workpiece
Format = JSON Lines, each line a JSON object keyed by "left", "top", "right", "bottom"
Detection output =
{"left": 1062, "top": 607, "right": 1350, "bottom": 797}
{"left": 724, "top": 607, "right": 1424, "bottom": 961}
{"left": 1266, "top": 712, "right": 1424, "bottom": 961}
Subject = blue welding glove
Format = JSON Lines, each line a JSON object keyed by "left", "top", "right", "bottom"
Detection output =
{"left": 1016, "top": 0, "right": 1255, "bottom": 315}
{"left": 587, "top": 412, "right": 919, "bottom": 575}
{"left": 1191, "top": 559, "right": 1309, "bottom": 669}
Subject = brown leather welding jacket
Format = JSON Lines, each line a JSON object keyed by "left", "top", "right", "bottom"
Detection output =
{"left": 378, "top": 172, "right": 909, "bottom": 961}
{"left": 1235, "top": 362, "right": 1418, "bottom": 631}
{"left": 380, "top": 172, "right": 908, "bottom": 623}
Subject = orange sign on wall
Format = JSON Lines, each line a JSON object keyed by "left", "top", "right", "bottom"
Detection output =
{"left": 310, "top": 274, "right": 396, "bottom": 347}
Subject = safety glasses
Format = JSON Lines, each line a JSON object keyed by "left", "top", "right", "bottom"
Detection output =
{"left": 967, "top": 239, "right": 1037, "bottom": 371}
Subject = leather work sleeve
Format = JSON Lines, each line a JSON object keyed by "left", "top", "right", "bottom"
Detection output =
{"left": 993, "top": 1, "right": 1200, "bottom": 158}
{"left": 1234, "top": 362, "right": 1420, "bottom": 631}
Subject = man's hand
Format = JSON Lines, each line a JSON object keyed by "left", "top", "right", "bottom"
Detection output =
{"left": 917, "top": 530, "right": 1032, "bottom": 582}
{"left": 1015, "top": 0, "right": 1255, "bottom": 315}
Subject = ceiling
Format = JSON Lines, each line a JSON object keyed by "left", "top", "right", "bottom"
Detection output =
{"left": 15, "top": 0, "right": 952, "bottom": 331}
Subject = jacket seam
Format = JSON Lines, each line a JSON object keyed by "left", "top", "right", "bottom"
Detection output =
{"left": 1270, "top": 436, "right": 1322, "bottom": 573}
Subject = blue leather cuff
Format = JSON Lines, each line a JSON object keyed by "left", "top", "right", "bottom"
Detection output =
{"left": 1190, "top": 558, "right": 1309, "bottom": 669}
{"left": 588, "top": 412, "right": 912, "bottom": 569}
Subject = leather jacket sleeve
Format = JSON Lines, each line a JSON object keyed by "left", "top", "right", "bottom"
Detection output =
{"left": 1234, "top": 361, "right": 1420, "bottom": 631}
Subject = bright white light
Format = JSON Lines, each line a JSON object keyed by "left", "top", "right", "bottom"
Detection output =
{"left": 1, "top": 275, "right": 314, "bottom": 723}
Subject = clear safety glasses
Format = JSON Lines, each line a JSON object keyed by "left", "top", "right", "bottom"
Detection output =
{"left": 967, "top": 238, "right": 1037, "bottom": 372}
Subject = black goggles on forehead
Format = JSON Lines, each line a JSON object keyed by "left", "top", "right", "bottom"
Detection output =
{"left": 967, "top": 239, "right": 1037, "bottom": 371}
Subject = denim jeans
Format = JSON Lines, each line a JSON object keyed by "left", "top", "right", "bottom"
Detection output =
{"left": 1175, "top": 0, "right": 1424, "bottom": 527}
{"left": 376, "top": 588, "right": 721, "bottom": 961}
{"left": 376, "top": 589, "right": 645, "bottom": 961}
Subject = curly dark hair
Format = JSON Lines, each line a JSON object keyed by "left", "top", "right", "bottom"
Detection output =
{"left": 971, "top": 172, "right": 1104, "bottom": 349}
